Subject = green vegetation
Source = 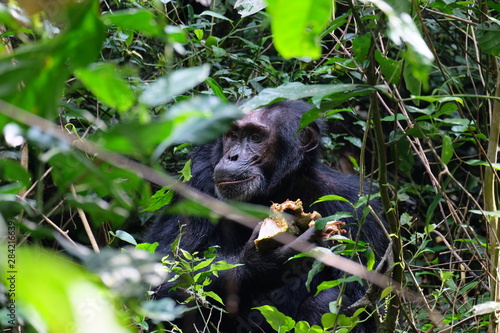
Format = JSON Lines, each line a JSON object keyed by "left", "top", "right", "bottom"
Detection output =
{"left": 0, "top": 0, "right": 499, "bottom": 332}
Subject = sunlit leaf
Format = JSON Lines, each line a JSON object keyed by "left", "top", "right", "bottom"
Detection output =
{"left": 136, "top": 242, "right": 159, "bottom": 253}
{"left": 200, "top": 10, "right": 233, "bottom": 22}
{"left": 112, "top": 230, "right": 138, "bottom": 245}
{"left": 465, "top": 159, "right": 500, "bottom": 170}
{"left": 140, "top": 65, "right": 211, "bottom": 107}
{"left": 469, "top": 209, "right": 500, "bottom": 217}
{"left": 265, "top": 0, "right": 333, "bottom": 59}
{"left": 0, "top": 247, "right": 129, "bottom": 333}
{"left": 241, "top": 83, "right": 376, "bottom": 112}
{"left": 0, "top": 0, "right": 105, "bottom": 118}
{"left": 142, "top": 187, "right": 175, "bottom": 212}
{"left": 472, "top": 301, "right": 500, "bottom": 315}
{"left": 315, "top": 276, "right": 362, "bottom": 295}
{"left": 234, "top": 0, "right": 267, "bottom": 17}
{"left": 157, "top": 96, "right": 242, "bottom": 149}
{"left": 102, "top": 8, "right": 162, "bottom": 36}
{"left": 253, "top": 305, "right": 296, "bottom": 332}
{"left": 313, "top": 194, "right": 351, "bottom": 205}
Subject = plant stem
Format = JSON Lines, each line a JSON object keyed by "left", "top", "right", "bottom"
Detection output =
{"left": 486, "top": 66, "right": 500, "bottom": 333}
{"left": 365, "top": 35, "right": 403, "bottom": 332}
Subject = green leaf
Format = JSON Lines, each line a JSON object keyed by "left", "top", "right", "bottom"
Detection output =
{"left": 178, "top": 160, "right": 192, "bottom": 181}
{"left": 193, "top": 257, "right": 216, "bottom": 272}
{"left": 394, "top": 134, "right": 414, "bottom": 175}
{"left": 465, "top": 159, "right": 500, "bottom": 170}
{"left": 476, "top": 19, "right": 500, "bottom": 56}
{"left": 315, "top": 276, "right": 362, "bottom": 295}
{"left": 205, "top": 77, "right": 228, "bottom": 102}
{"left": 253, "top": 305, "right": 296, "bottom": 332}
{"left": 94, "top": 120, "right": 174, "bottom": 157}
{"left": 306, "top": 260, "right": 324, "bottom": 292}
{"left": 142, "top": 187, "right": 175, "bottom": 212}
{"left": 441, "top": 135, "right": 453, "bottom": 164}
{"left": 102, "top": 8, "right": 162, "bottom": 36}
{"left": 111, "top": 230, "right": 138, "bottom": 245}
{"left": 266, "top": 0, "right": 333, "bottom": 59}
{"left": 313, "top": 213, "right": 353, "bottom": 229}
{"left": 469, "top": 210, "right": 500, "bottom": 218}
{"left": 212, "top": 45, "right": 227, "bottom": 57}
{"left": 194, "top": 29, "right": 204, "bottom": 40}
{"left": 204, "top": 291, "right": 225, "bottom": 305}
{"left": 136, "top": 242, "right": 159, "bottom": 253}
{"left": 140, "top": 65, "right": 211, "bottom": 107}
{"left": 294, "top": 321, "right": 324, "bottom": 333}
{"left": 313, "top": 195, "right": 351, "bottom": 205}
{"left": 235, "top": 0, "right": 267, "bottom": 17}
{"left": 68, "top": 195, "right": 129, "bottom": 225}
{"left": 403, "top": 60, "right": 421, "bottom": 98}
{"left": 365, "top": 247, "right": 375, "bottom": 270}
{"left": 439, "top": 118, "right": 470, "bottom": 126}
{"left": 352, "top": 33, "right": 372, "bottom": 62}
{"left": 74, "top": 63, "right": 135, "bottom": 113}
{"left": 210, "top": 261, "right": 243, "bottom": 272}
{"left": 140, "top": 298, "right": 186, "bottom": 322}
{"left": 0, "top": 158, "right": 31, "bottom": 190}
{"left": 157, "top": 96, "right": 243, "bottom": 148}
{"left": 380, "top": 285, "right": 393, "bottom": 299}
{"left": 382, "top": 114, "right": 407, "bottom": 121}
{"left": 362, "top": 0, "right": 434, "bottom": 84}
{"left": 241, "top": 82, "right": 376, "bottom": 112}
{"left": 200, "top": 10, "right": 234, "bottom": 22}
{"left": 0, "top": 0, "right": 104, "bottom": 119}
{"left": 375, "top": 50, "right": 402, "bottom": 84}
{"left": 0, "top": 247, "right": 128, "bottom": 333}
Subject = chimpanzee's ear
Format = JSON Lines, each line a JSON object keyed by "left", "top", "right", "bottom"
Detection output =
{"left": 300, "top": 122, "right": 321, "bottom": 152}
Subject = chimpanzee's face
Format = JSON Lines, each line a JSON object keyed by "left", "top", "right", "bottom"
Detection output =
{"left": 213, "top": 107, "right": 276, "bottom": 201}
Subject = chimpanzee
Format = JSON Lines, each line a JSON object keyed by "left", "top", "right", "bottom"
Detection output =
{"left": 145, "top": 100, "right": 388, "bottom": 332}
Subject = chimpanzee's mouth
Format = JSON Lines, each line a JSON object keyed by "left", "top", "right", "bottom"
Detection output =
{"left": 216, "top": 176, "right": 256, "bottom": 187}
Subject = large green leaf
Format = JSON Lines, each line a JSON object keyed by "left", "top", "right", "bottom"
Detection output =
{"left": 362, "top": 0, "right": 433, "bottom": 88}
{"left": 0, "top": 0, "right": 105, "bottom": 119}
{"left": 0, "top": 247, "right": 129, "bottom": 333}
{"left": 140, "top": 65, "right": 211, "bottom": 107}
{"left": 476, "top": 19, "right": 500, "bottom": 56}
{"left": 265, "top": 0, "right": 333, "bottom": 59}
{"left": 240, "top": 82, "right": 375, "bottom": 112}
{"left": 157, "top": 96, "right": 243, "bottom": 150}
{"left": 74, "top": 63, "right": 135, "bottom": 113}
{"left": 93, "top": 120, "right": 174, "bottom": 157}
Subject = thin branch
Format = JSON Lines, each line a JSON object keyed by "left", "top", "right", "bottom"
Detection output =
{"left": 70, "top": 185, "right": 100, "bottom": 253}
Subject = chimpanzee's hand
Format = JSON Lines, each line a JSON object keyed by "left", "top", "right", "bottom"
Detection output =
{"left": 240, "top": 223, "right": 324, "bottom": 264}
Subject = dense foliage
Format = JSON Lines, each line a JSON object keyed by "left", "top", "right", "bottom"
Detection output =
{"left": 0, "top": 0, "right": 499, "bottom": 332}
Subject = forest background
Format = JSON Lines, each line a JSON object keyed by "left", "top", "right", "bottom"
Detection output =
{"left": 0, "top": 0, "right": 499, "bottom": 332}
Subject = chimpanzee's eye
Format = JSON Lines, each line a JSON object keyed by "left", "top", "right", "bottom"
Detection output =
{"left": 250, "top": 133, "right": 262, "bottom": 143}
{"left": 228, "top": 131, "right": 238, "bottom": 140}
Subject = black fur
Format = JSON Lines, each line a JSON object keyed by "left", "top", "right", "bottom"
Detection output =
{"left": 145, "top": 100, "right": 388, "bottom": 333}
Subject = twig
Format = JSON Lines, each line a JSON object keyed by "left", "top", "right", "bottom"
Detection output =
{"left": 16, "top": 197, "right": 78, "bottom": 247}
{"left": 70, "top": 185, "right": 100, "bottom": 253}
